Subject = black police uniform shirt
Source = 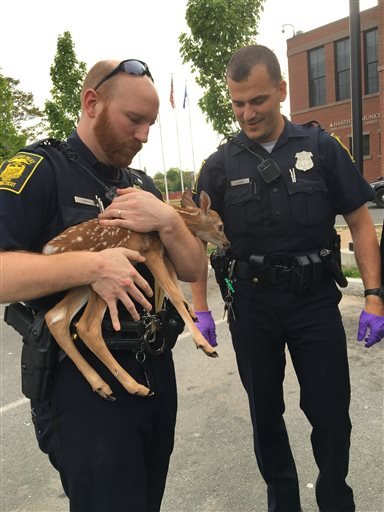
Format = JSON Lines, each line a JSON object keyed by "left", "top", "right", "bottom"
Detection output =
{"left": 0, "top": 131, "right": 158, "bottom": 314}
{"left": 195, "top": 119, "right": 375, "bottom": 262}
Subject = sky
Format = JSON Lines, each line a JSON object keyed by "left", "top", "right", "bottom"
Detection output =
{"left": 0, "top": 0, "right": 378, "bottom": 177}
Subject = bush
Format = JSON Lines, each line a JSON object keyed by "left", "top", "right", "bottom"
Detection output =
{"left": 342, "top": 266, "right": 361, "bottom": 278}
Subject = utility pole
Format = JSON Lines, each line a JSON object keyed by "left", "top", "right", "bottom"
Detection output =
{"left": 349, "top": 0, "right": 364, "bottom": 173}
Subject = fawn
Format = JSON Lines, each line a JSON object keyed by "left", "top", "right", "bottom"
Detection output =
{"left": 43, "top": 190, "right": 229, "bottom": 400}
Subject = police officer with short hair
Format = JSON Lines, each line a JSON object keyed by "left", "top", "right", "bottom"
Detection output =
{"left": 191, "top": 45, "right": 384, "bottom": 512}
{"left": 0, "top": 58, "right": 206, "bottom": 512}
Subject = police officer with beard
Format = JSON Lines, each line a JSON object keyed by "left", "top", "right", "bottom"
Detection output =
{"left": 0, "top": 59, "right": 206, "bottom": 512}
{"left": 191, "top": 45, "right": 384, "bottom": 512}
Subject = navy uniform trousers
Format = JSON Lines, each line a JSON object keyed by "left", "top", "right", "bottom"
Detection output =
{"left": 32, "top": 344, "right": 177, "bottom": 512}
{"left": 229, "top": 277, "right": 355, "bottom": 512}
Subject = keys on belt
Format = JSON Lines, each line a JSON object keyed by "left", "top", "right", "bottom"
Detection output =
{"left": 223, "top": 260, "right": 236, "bottom": 322}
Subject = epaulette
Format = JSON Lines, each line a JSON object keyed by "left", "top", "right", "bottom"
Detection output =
{"left": 302, "top": 120, "right": 323, "bottom": 130}
{"left": 219, "top": 135, "right": 232, "bottom": 147}
{"left": 330, "top": 132, "right": 354, "bottom": 162}
{"left": 128, "top": 167, "right": 163, "bottom": 199}
{"left": 129, "top": 168, "right": 147, "bottom": 188}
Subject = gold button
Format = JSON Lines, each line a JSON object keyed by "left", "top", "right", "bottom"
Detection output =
{"left": 252, "top": 277, "right": 259, "bottom": 283}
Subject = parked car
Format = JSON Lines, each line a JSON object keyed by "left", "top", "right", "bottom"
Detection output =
{"left": 370, "top": 177, "right": 384, "bottom": 208}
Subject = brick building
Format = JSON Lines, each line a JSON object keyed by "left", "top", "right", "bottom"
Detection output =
{"left": 286, "top": 0, "right": 383, "bottom": 184}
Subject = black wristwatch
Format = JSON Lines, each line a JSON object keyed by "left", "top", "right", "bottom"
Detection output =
{"left": 364, "top": 286, "right": 384, "bottom": 299}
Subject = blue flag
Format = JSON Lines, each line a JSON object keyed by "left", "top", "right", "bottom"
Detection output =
{"left": 183, "top": 85, "right": 188, "bottom": 109}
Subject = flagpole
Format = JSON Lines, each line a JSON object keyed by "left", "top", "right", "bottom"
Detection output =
{"left": 157, "top": 112, "right": 169, "bottom": 203}
{"left": 174, "top": 111, "right": 184, "bottom": 193}
{"left": 170, "top": 74, "right": 184, "bottom": 194}
{"left": 184, "top": 81, "right": 197, "bottom": 182}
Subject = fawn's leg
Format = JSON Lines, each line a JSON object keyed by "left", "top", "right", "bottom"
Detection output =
{"left": 45, "top": 286, "right": 115, "bottom": 400}
{"left": 145, "top": 250, "right": 218, "bottom": 358}
{"left": 75, "top": 290, "right": 152, "bottom": 397}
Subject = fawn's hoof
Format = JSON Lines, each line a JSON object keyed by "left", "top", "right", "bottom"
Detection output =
{"left": 197, "top": 345, "right": 219, "bottom": 358}
{"left": 95, "top": 388, "right": 116, "bottom": 401}
{"left": 132, "top": 385, "right": 154, "bottom": 397}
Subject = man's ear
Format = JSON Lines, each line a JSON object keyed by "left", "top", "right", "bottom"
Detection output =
{"left": 83, "top": 89, "right": 99, "bottom": 119}
{"left": 279, "top": 80, "right": 287, "bottom": 102}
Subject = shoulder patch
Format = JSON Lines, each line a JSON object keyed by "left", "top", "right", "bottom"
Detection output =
{"left": 330, "top": 133, "right": 354, "bottom": 162}
{"left": 0, "top": 152, "right": 44, "bottom": 194}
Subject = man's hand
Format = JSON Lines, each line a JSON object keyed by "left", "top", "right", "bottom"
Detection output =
{"left": 91, "top": 247, "right": 153, "bottom": 331}
{"left": 98, "top": 188, "right": 174, "bottom": 233}
{"left": 357, "top": 310, "right": 384, "bottom": 348}
{"left": 195, "top": 311, "right": 218, "bottom": 347}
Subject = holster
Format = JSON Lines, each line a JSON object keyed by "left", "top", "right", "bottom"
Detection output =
{"left": 319, "top": 248, "right": 348, "bottom": 288}
{"left": 4, "top": 303, "right": 58, "bottom": 401}
{"left": 100, "top": 298, "right": 185, "bottom": 356}
{"left": 154, "top": 298, "right": 185, "bottom": 354}
{"left": 101, "top": 318, "right": 149, "bottom": 351}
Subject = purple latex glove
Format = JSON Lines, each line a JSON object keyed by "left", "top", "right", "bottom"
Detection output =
{"left": 195, "top": 311, "right": 218, "bottom": 347}
{"left": 357, "top": 310, "right": 384, "bottom": 348}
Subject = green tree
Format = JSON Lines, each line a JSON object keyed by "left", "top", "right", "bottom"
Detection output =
{"left": 0, "top": 72, "right": 45, "bottom": 161}
{"left": 183, "top": 171, "right": 195, "bottom": 190}
{"left": 167, "top": 168, "right": 181, "bottom": 192}
{"left": 152, "top": 172, "right": 165, "bottom": 193}
{"left": 153, "top": 169, "right": 196, "bottom": 194}
{"left": 179, "top": 0, "right": 264, "bottom": 137}
{"left": 44, "top": 31, "right": 87, "bottom": 139}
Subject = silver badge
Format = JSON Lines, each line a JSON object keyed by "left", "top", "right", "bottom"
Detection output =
{"left": 295, "top": 151, "right": 314, "bottom": 172}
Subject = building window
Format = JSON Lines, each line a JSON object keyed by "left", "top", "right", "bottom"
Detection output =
{"left": 364, "top": 28, "right": 378, "bottom": 94}
{"left": 348, "top": 134, "right": 370, "bottom": 157}
{"left": 308, "top": 47, "right": 326, "bottom": 107}
{"left": 335, "top": 38, "right": 350, "bottom": 101}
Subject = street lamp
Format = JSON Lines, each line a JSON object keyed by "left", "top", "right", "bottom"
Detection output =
{"left": 281, "top": 24, "right": 296, "bottom": 37}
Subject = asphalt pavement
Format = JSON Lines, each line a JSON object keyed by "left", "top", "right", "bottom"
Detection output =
{"left": 1, "top": 271, "right": 383, "bottom": 512}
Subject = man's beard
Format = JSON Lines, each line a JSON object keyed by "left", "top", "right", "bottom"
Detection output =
{"left": 94, "top": 106, "right": 142, "bottom": 168}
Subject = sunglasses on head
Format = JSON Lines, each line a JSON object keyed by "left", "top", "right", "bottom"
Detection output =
{"left": 94, "top": 59, "right": 154, "bottom": 90}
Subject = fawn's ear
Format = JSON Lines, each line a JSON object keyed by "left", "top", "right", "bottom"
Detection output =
{"left": 181, "top": 189, "right": 195, "bottom": 209}
{"left": 199, "top": 190, "right": 211, "bottom": 213}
